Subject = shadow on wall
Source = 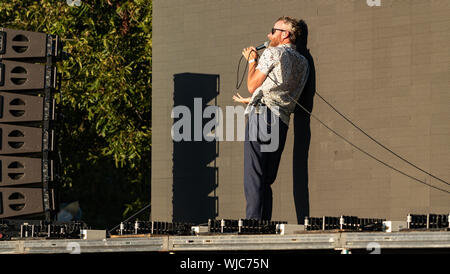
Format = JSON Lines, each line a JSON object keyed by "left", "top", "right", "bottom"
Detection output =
{"left": 172, "top": 73, "right": 219, "bottom": 224}
{"left": 293, "top": 20, "right": 316, "bottom": 224}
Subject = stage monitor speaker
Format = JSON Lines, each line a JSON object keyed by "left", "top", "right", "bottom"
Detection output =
{"left": 0, "top": 60, "right": 57, "bottom": 91}
{"left": 0, "top": 28, "right": 48, "bottom": 60}
{"left": 0, "top": 92, "right": 47, "bottom": 122}
{"left": 0, "top": 156, "right": 51, "bottom": 187}
{"left": 0, "top": 187, "right": 46, "bottom": 218}
{"left": 0, "top": 124, "right": 48, "bottom": 154}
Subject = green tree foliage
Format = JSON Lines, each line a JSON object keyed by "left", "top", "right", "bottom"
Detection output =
{"left": 0, "top": 0, "right": 152, "bottom": 229}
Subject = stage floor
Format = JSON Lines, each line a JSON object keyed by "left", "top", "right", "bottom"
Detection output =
{"left": 1, "top": 230, "right": 450, "bottom": 254}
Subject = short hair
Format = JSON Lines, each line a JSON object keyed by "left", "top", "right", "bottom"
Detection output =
{"left": 276, "top": 16, "right": 305, "bottom": 45}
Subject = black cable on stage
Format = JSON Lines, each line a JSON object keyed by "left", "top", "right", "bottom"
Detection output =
{"left": 284, "top": 92, "right": 450, "bottom": 195}
{"left": 107, "top": 203, "right": 151, "bottom": 235}
{"left": 315, "top": 92, "right": 450, "bottom": 188}
{"left": 235, "top": 51, "right": 450, "bottom": 195}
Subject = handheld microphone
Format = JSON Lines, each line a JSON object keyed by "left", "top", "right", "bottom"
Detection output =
{"left": 256, "top": 41, "right": 269, "bottom": 50}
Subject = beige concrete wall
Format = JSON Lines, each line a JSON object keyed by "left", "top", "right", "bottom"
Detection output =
{"left": 152, "top": 0, "right": 450, "bottom": 223}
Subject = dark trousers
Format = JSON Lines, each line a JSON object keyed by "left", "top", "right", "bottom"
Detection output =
{"left": 244, "top": 107, "right": 288, "bottom": 220}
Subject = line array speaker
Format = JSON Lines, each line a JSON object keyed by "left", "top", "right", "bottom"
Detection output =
{"left": 0, "top": 60, "right": 57, "bottom": 91}
{"left": 0, "top": 188, "right": 45, "bottom": 218}
{"left": 0, "top": 156, "right": 53, "bottom": 187}
{"left": 0, "top": 28, "right": 62, "bottom": 220}
{"left": 0, "top": 28, "right": 62, "bottom": 61}
{"left": 0, "top": 92, "right": 53, "bottom": 122}
{"left": 0, "top": 124, "right": 46, "bottom": 154}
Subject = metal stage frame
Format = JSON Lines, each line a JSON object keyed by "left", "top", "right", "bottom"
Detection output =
{"left": 1, "top": 231, "right": 449, "bottom": 254}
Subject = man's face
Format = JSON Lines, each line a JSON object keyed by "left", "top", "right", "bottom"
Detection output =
{"left": 267, "top": 20, "right": 289, "bottom": 47}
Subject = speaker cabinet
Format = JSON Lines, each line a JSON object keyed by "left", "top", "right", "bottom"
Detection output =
{"left": 0, "top": 92, "right": 46, "bottom": 122}
{"left": 0, "top": 124, "right": 44, "bottom": 154}
{"left": 0, "top": 28, "right": 48, "bottom": 59}
{"left": 0, "top": 60, "right": 57, "bottom": 91}
{"left": 0, "top": 156, "right": 51, "bottom": 187}
{"left": 0, "top": 28, "right": 60, "bottom": 220}
{"left": 0, "top": 187, "right": 45, "bottom": 218}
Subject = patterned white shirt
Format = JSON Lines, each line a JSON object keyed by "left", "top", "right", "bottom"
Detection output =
{"left": 245, "top": 43, "right": 309, "bottom": 126}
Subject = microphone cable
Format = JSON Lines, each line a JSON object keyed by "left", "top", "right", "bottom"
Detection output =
{"left": 236, "top": 43, "right": 269, "bottom": 90}
{"left": 235, "top": 49, "right": 450, "bottom": 195}
{"left": 236, "top": 54, "right": 250, "bottom": 90}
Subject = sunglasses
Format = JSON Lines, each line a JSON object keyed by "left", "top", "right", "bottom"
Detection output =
{"left": 271, "top": 28, "right": 287, "bottom": 34}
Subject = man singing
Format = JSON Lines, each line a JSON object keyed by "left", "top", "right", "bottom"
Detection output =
{"left": 233, "top": 16, "right": 309, "bottom": 220}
